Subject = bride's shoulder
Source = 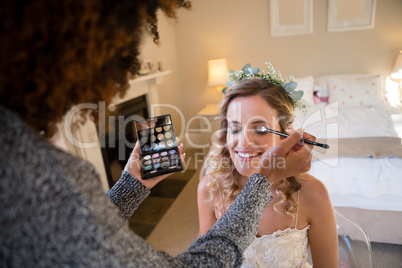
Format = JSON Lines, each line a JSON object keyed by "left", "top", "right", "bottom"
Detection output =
{"left": 299, "top": 174, "right": 331, "bottom": 206}
{"left": 199, "top": 173, "right": 213, "bottom": 187}
{"left": 198, "top": 174, "right": 216, "bottom": 197}
{"left": 197, "top": 174, "right": 222, "bottom": 209}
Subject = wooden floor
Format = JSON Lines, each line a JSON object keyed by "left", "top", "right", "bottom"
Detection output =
{"left": 145, "top": 149, "right": 203, "bottom": 256}
{"left": 128, "top": 169, "right": 196, "bottom": 239}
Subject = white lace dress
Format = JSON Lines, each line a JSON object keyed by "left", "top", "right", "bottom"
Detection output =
{"left": 241, "top": 190, "right": 312, "bottom": 268}
{"left": 241, "top": 225, "right": 311, "bottom": 268}
{"left": 216, "top": 186, "right": 312, "bottom": 267}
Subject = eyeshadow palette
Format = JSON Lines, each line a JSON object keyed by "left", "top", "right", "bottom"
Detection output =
{"left": 134, "top": 114, "right": 183, "bottom": 179}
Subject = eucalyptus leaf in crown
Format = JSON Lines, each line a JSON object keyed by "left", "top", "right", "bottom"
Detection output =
{"left": 222, "top": 62, "right": 309, "bottom": 112}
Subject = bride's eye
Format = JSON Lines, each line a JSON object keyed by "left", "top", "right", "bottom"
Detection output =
{"left": 229, "top": 125, "right": 242, "bottom": 134}
{"left": 254, "top": 125, "right": 268, "bottom": 135}
{"left": 230, "top": 128, "right": 241, "bottom": 134}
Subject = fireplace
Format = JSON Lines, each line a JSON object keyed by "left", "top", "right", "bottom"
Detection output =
{"left": 100, "top": 95, "right": 149, "bottom": 188}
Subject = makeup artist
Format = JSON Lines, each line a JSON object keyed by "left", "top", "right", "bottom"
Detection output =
{"left": 0, "top": 0, "right": 315, "bottom": 267}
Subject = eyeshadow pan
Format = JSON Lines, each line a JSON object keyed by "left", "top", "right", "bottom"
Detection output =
{"left": 159, "top": 141, "right": 166, "bottom": 148}
{"left": 166, "top": 140, "right": 174, "bottom": 147}
{"left": 152, "top": 143, "right": 158, "bottom": 150}
{"left": 152, "top": 153, "right": 159, "bottom": 158}
{"left": 144, "top": 165, "right": 152, "bottom": 170}
{"left": 157, "top": 133, "right": 164, "bottom": 140}
{"left": 156, "top": 127, "right": 162, "bottom": 132}
{"left": 161, "top": 156, "right": 169, "bottom": 162}
{"left": 165, "top": 132, "right": 172, "bottom": 139}
{"left": 144, "top": 155, "right": 151, "bottom": 160}
{"left": 140, "top": 130, "right": 147, "bottom": 136}
{"left": 153, "top": 158, "right": 160, "bottom": 163}
{"left": 161, "top": 161, "right": 170, "bottom": 168}
{"left": 161, "top": 151, "right": 168, "bottom": 156}
{"left": 163, "top": 126, "right": 170, "bottom": 131}
{"left": 168, "top": 149, "right": 176, "bottom": 155}
{"left": 151, "top": 135, "right": 156, "bottom": 142}
{"left": 143, "top": 145, "right": 150, "bottom": 151}
{"left": 140, "top": 136, "right": 148, "bottom": 144}
{"left": 154, "top": 163, "right": 161, "bottom": 169}
{"left": 144, "top": 160, "right": 152, "bottom": 165}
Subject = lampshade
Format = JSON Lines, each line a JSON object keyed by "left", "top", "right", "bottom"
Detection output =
{"left": 391, "top": 50, "right": 402, "bottom": 80}
{"left": 207, "top": 59, "right": 228, "bottom": 86}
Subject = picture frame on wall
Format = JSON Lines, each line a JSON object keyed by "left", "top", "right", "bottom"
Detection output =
{"left": 328, "top": 0, "right": 376, "bottom": 32}
{"left": 270, "top": 0, "right": 313, "bottom": 37}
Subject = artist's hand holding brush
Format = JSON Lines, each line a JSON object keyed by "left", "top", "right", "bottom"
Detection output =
{"left": 256, "top": 129, "right": 316, "bottom": 184}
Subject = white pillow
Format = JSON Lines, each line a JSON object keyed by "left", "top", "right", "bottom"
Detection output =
{"left": 327, "top": 75, "right": 385, "bottom": 107}
{"left": 314, "top": 74, "right": 371, "bottom": 98}
{"left": 294, "top": 76, "right": 314, "bottom": 106}
{"left": 314, "top": 78, "right": 329, "bottom": 98}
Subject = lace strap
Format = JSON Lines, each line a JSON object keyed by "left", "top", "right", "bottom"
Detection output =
{"left": 294, "top": 190, "right": 300, "bottom": 229}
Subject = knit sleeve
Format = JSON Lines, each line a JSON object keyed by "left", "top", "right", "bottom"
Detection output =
{"left": 106, "top": 171, "right": 150, "bottom": 220}
{"left": 105, "top": 172, "right": 272, "bottom": 267}
{"left": 174, "top": 173, "right": 272, "bottom": 267}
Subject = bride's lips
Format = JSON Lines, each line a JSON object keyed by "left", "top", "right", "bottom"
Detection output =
{"left": 235, "top": 150, "right": 262, "bottom": 161}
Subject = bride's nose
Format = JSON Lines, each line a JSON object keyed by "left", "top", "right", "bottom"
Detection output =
{"left": 238, "top": 128, "right": 254, "bottom": 147}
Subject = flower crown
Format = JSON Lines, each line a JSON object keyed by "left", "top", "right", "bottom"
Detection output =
{"left": 222, "top": 62, "right": 308, "bottom": 112}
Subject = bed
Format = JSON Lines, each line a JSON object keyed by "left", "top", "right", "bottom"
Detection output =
{"left": 292, "top": 74, "right": 402, "bottom": 245}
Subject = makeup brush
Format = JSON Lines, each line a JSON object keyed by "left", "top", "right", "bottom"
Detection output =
{"left": 260, "top": 126, "right": 330, "bottom": 149}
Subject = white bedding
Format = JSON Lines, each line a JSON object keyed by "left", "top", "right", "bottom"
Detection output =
{"left": 293, "top": 104, "right": 402, "bottom": 212}
{"left": 293, "top": 103, "right": 402, "bottom": 139}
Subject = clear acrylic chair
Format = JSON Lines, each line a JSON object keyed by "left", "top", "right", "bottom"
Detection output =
{"left": 307, "top": 209, "right": 374, "bottom": 267}
{"left": 335, "top": 209, "right": 374, "bottom": 268}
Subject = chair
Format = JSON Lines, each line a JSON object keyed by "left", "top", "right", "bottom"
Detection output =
{"left": 335, "top": 209, "right": 374, "bottom": 268}
{"left": 307, "top": 209, "right": 374, "bottom": 267}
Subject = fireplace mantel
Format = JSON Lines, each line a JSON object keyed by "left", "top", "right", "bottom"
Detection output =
{"left": 58, "top": 70, "right": 172, "bottom": 191}
{"left": 113, "top": 70, "right": 172, "bottom": 108}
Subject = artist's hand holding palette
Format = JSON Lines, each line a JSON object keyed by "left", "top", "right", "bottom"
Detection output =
{"left": 134, "top": 114, "right": 183, "bottom": 179}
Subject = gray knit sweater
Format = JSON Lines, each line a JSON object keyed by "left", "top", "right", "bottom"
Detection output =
{"left": 0, "top": 105, "right": 272, "bottom": 267}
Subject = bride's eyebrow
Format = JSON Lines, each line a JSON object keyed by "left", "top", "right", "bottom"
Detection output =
{"left": 228, "top": 120, "right": 241, "bottom": 126}
{"left": 250, "top": 120, "right": 271, "bottom": 127}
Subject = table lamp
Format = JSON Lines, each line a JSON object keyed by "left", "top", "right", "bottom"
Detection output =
{"left": 207, "top": 59, "right": 228, "bottom": 87}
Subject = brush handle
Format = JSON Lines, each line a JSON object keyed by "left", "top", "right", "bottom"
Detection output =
{"left": 261, "top": 127, "right": 330, "bottom": 149}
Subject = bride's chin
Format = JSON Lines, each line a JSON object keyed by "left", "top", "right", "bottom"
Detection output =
{"left": 235, "top": 167, "right": 257, "bottom": 178}
{"left": 234, "top": 158, "right": 260, "bottom": 177}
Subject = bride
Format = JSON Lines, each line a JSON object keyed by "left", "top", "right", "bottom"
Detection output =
{"left": 197, "top": 63, "right": 338, "bottom": 267}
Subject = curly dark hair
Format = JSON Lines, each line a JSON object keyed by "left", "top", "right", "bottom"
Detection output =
{"left": 0, "top": 0, "right": 191, "bottom": 136}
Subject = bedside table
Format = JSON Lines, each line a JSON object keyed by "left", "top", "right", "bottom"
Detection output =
{"left": 197, "top": 103, "right": 221, "bottom": 155}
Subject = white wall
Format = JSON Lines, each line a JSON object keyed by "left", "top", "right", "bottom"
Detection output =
{"left": 137, "top": 1, "right": 402, "bottom": 145}
{"left": 138, "top": 11, "right": 184, "bottom": 134}
{"left": 173, "top": 0, "right": 402, "bottom": 123}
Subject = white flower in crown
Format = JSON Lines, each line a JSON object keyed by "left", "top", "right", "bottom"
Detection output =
{"left": 222, "top": 62, "right": 309, "bottom": 112}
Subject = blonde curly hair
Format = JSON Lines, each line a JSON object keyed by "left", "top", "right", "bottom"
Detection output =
{"left": 204, "top": 78, "right": 302, "bottom": 217}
